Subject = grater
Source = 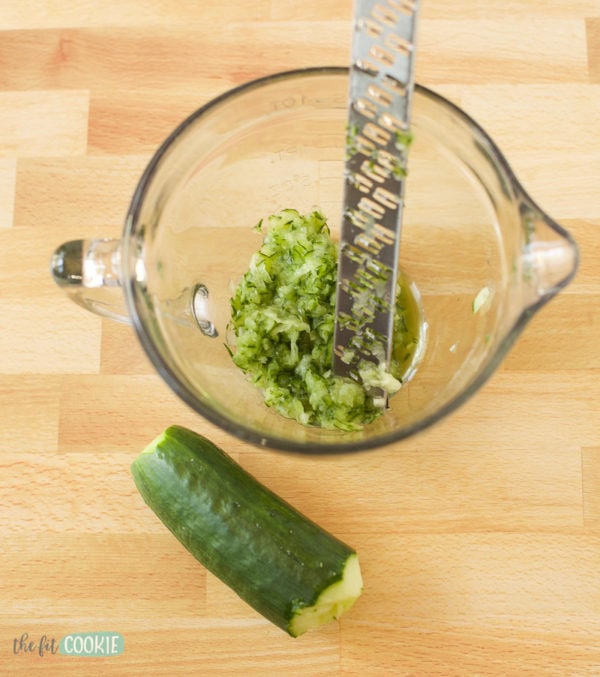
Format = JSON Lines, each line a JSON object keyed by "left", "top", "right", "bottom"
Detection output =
{"left": 332, "top": 0, "right": 420, "bottom": 405}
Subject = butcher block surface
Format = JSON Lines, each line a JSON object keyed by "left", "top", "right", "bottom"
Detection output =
{"left": 1, "top": 1, "right": 600, "bottom": 675}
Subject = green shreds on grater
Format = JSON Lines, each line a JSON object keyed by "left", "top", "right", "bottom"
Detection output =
{"left": 332, "top": 0, "right": 420, "bottom": 408}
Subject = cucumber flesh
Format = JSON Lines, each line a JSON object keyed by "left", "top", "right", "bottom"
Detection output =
{"left": 288, "top": 552, "right": 362, "bottom": 637}
{"left": 131, "top": 425, "right": 363, "bottom": 637}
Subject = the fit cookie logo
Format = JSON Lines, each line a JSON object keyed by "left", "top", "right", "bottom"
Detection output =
{"left": 13, "top": 631, "right": 124, "bottom": 658}
{"left": 13, "top": 633, "right": 58, "bottom": 657}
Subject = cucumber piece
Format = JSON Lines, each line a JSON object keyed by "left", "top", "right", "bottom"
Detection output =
{"left": 131, "top": 425, "right": 363, "bottom": 637}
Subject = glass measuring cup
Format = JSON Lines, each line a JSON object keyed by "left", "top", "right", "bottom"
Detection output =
{"left": 51, "top": 67, "right": 578, "bottom": 453}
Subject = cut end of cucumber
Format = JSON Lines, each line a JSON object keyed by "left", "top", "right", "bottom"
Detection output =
{"left": 288, "top": 553, "right": 363, "bottom": 637}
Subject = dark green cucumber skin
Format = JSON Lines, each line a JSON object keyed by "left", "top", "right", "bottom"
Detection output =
{"left": 131, "top": 425, "right": 355, "bottom": 635}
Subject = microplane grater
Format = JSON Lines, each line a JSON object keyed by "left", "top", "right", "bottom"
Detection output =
{"left": 332, "top": 0, "right": 420, "bottom": 405}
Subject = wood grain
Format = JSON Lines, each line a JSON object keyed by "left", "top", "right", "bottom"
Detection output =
{"left": 1, "top": 1, "right": 600, "bottom": 675}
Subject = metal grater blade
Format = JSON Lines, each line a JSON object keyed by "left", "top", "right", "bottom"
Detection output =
{"left": 332, "top": 0, "right": 420, "bottom": 406}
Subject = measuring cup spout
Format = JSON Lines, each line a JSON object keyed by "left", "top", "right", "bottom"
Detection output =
{"left": 520, "top": 202, "right": 579, "bottom": 307}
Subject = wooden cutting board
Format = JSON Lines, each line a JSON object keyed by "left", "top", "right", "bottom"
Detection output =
{"left": 1, "top": 1, "right": 600, "bottom": 674}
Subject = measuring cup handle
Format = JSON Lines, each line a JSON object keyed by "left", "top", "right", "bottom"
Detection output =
{"left": 50, "top": 238, "right": 130, "bottom": 324}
